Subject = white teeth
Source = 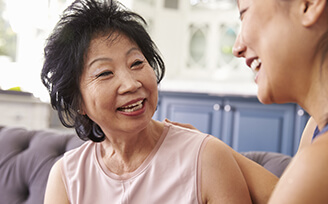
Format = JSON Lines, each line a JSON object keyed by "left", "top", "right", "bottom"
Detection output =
{"left": 121, "top": 100, "right": 143, "bottom": 108}
{"left": 251, "top": 59, "right": 261, "bottom": 71}
{"left": 121, "top": 104, "right": 143, "bottom": 112}
{"left": 119, "top": 99, "right": 144, "bottom": 112}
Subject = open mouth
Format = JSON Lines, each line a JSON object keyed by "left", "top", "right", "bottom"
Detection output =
{"left": 117, "top": 99, "right": 145, "bottom": 113}
{"left": 250, "top": 58, "right": 261, "bottom": 72}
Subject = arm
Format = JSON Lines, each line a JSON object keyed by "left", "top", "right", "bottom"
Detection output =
{"left": 230, "top": 148, "right": 278, "bottom": 204}
{"left": 201, "top": 137, "right": 252, "bottom": 204}
{"left": 44, "top": 159, "right": 70, "bottom": 204}
{"left": 269, "top": 135, "right": 328, "bottom": 204}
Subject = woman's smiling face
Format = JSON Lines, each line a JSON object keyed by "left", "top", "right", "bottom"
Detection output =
{"left": 79, "top": 33, "right": 159, "bottom": 136}
{"left": 233, "top": 0, "right": 313, "bottom": 104}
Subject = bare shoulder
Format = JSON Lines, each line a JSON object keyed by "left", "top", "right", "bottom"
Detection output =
{"left": 44, "top": 158, "right": 70, "bottom": 204}
{"left": 201, "top": 136, "right": 232, "bottom": 160}
{"left": 201, "top": 137, "right": 252, "bottom": 204}
{"left": 269, "top": 133, "right": 328, "bottom": 204}
{"left": 201, "top": 137, "right": 245, "bottom": 172}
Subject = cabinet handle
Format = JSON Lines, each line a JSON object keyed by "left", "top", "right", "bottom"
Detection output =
{"left": 224, "top": 105, "right": 231, "bottom": 112}
{"left": 213, "top": 104, "right": 220, "bottom": 111}
{"left": 297, "top": 109, "right": 304, "bottom": 116}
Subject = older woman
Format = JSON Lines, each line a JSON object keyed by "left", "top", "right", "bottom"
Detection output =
{"left": 233, "top": 0, "right": 328, "bottom": 203}
{"left": 41, "top": 0, "right": 252, "bottom": 203}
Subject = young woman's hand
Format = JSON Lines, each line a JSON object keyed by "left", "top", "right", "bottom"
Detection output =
{"left": 164, "top": 118, "right": 199, "bottom": 131}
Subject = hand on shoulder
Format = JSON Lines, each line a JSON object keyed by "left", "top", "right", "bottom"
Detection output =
{"left": 164, "top": 118, "right": 199, "bottom": 131}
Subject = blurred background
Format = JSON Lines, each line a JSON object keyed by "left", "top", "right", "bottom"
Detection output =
{"left": 0, "top": 0, "right": 309, "bottom": 156}
{"left": 0, "top": 0, "right": 254, "bottom": 102}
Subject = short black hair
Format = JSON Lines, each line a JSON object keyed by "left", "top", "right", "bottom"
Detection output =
{"left": 41, "top": 0, "right": 165, "bottom": 142}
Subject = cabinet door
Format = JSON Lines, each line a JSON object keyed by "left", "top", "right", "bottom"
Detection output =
{"left": 222, "top": 99, "right": 295, "bottom": 156}
{"left": 159, "top": 96, "right": 223, "bottom": 138}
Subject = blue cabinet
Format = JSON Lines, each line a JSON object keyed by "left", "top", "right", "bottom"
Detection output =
{"left": 156, "top": 91, "right": 309, "bottom": 156}
{"left": 158, "top": 92, "right": 223, "bottom": 137}
{"left": 221, "top": 99, "right": 295, "bottom": 155}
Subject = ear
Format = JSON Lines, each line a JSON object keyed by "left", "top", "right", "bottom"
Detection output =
{"left": 78, "top": 109, "right": 86, "bottom": 115}
{"left": 78, "top": 102, "right": 87, "bottom": 115}
{"left": 301, "top": 0, "right": 327, "bottom": 27}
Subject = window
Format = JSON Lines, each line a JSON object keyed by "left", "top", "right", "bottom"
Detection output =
{"left": 0, "top": 0, "right": 133, "bottom": 101}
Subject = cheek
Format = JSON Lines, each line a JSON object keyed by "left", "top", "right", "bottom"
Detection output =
{"left": 80, "top": 91, "right": 96, "bottom": 115}
{"left": 144, "top": 70, "right": 159, "bottom": 102}
{"left": 241, "top": 12, "right": 274, "bottom": 51}
{"left": 147, "top": 77, "right": 158, "bottom": 100}
{"left": 240, "top": 18, "right": 259, "bottom": 46}
{"left": 144, "top": 68, "right": 158, "bottom": 88}
{"left": 81, "top": 85, "right": 113, "bottom": 113}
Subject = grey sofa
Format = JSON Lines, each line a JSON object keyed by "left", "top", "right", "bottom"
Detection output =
{"left": 0, "top": 126, "right": 292, "bottom": 204}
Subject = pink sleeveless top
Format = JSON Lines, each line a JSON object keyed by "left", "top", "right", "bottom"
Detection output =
{"left": 61, "top": 122, "right": 210, "bottom": 204}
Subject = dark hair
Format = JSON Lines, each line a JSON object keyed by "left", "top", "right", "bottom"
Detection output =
{"left": 41, "top": 0, "right": 165, "bottom": 142}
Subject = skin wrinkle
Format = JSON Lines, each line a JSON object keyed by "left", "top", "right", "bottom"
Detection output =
{"left": 79, "top": 32, "right": 161, "bottom": 175}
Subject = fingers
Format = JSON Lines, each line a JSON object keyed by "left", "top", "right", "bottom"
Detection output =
{"left": 164, "top": 118, "right": 199, "bottom": 131}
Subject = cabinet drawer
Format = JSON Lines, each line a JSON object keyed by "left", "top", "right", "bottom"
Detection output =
{"left": 0, "top": 101, "right": 50, "bottom": 129}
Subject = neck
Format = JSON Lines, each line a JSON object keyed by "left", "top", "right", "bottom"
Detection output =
{"left": 100, "top": 120, "right": 164, "bottom": 175}
{"left": 300, "top": 61, "right": 328, "bottom": 131}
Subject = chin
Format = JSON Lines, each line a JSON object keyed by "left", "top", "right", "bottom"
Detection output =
{"left": 257, "top": 89, "right": 275, "bottom": 105}
{"left": 258, "top": 90, "right": 294, "bottom": 105}
{"left": 258, "top": 96, "right": 274, "bottom": 104}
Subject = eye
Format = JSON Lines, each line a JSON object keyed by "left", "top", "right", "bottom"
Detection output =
{"left": 96, "top": 71, "right": 113, "bottom": 78}
{"left": 131, "top": 59, "right": 145, "bottom": 68}
{"left": 239, "top": 8, "right": 247, "bottom": 21}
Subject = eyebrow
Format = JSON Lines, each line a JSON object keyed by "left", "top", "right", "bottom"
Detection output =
{"left": 87, "top": 47, "right": 141, "bottom": 68}
{"left": 126, "top": 47, "right": 141, "bottom": 56}
{"left": 88, "top": 57, "right": 112, "bottom": 68}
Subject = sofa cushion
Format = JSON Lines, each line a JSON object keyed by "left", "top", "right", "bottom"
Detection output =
{"left": 241, "top": 151, "right": 292, "bottom": 178}
{"left": 0, "top": 126, "right": 83, "bottom": 204}
{"left": 0, "top": 125, "right": 292, "bottom": 204}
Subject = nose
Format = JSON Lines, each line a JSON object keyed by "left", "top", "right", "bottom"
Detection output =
{"left": 233, "top": 34, "right": 246, "bottom": 58}
{"left": 117, "top": 70, "right": 142, "bottom": 94}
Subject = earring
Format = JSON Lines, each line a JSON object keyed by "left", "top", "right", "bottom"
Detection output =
{"left": 92, "top": 123, "right": 105, "bottom": 140}
{"left": 77, "top": 109, "right": 86, "bottom": 115}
